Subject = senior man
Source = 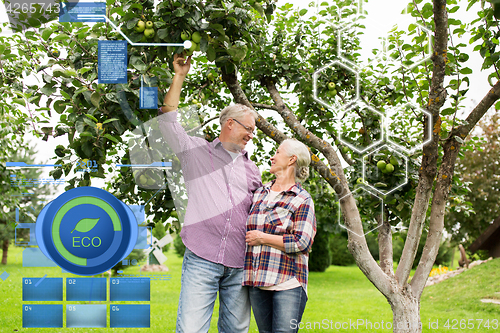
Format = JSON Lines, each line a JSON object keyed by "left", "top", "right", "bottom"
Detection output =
{"left": 157, "top": 53, "right": 262, "bottom": 333}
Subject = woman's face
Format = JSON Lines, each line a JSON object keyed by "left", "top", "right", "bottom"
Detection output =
{"left": 270, "top": 144, "right": 293, "bottom": 175}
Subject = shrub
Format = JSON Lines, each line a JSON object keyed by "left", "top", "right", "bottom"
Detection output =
{"left": 309, "top": 231, "right": 331, "bottom": 272}
{"left": 329, "top": 233, "right": 355, "bottom": 266}
{"left": 174, "top": 234, "right": 186, "bottom": 257}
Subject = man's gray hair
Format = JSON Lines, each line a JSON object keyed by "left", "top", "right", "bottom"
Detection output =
{"left": 281, "top": 138, "right": 311, "bottom": 182}
{"left": 219, "top": 103, "right": 258, "bottom": 126}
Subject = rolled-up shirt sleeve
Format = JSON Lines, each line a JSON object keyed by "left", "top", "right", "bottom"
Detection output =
{"left": 283, "top": 197, "right": 316, "bottom": 254}
{"left": 157, "top": 109, "right": 205, "bottom": 155}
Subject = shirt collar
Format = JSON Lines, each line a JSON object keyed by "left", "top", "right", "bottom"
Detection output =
{"left": 264, "top": 180, "right": 301, "bottom": 195}
{"left": 213, "top": 138, "right": 249, "bottom": 159}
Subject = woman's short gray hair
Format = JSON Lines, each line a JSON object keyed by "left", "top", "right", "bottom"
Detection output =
{"left": 219, "top": 103, "right": 258, "bottom": 126}
{"left": 281, "top": 138, "right": 311, "bottom": 182}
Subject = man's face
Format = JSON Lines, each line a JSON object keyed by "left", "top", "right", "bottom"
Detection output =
{"left": 228, "top": 113, "right": 255, "bottom": 151}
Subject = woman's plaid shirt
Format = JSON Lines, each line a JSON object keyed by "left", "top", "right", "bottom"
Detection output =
{"left": 243, "top": 181, "right": 316, "bottom": 294}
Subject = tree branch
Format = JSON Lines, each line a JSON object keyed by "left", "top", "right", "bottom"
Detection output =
{"left": 396, "top": 0, "right": 449, "bottom": 286}
{"left": 186, "top": 115, "right": 218, "bottom": 135}
{"left": 329, "top": 131, "right": 355, "bottom": 166}
{"left": 251, "top": 102, "right": 278, "bottom": 111}
{"left": 262, "top": 77, "right": 346, "bottom": 186}
{"left": 412, "top": 79, "right": 500, "bottom": 297}
{"left": 221, "top": 69, "right": 287, "bottom": 143}
{"left": 221, "top": 70, "right": 349, "bottom": 190}
{"left": 377, "top": 210, "right": 394, "bottom": 277}
{"left": 262, "top": 76, "right": 395, "bottom": 297}
{"left": 455, "top": 79, "right": 500, "bottom": 136}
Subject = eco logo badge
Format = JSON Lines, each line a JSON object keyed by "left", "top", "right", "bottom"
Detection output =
{"left": 36, "top": 187, "right": 138, "bottom": 276}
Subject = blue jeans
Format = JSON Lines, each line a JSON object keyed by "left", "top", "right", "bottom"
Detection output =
{"left": 176, "top": 248, "right": 250, "bottom": 333}
{"left": 249, "top": 286, "right": 307, "bottom": 333}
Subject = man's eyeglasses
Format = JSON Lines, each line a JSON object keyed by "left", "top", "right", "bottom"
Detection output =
{"left": 231, "top": 118, "right": 255, "bottom": 135}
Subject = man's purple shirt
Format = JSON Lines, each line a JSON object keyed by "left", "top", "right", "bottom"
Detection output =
{"left": 158, "top": 110, "right": 262, "bottom": 268}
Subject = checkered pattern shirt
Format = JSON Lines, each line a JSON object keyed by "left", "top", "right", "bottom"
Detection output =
{"left": 243, "top": 181, "right": 316, "bottom": 294}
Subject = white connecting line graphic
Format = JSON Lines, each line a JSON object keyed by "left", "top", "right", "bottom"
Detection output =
{"left": 75, "top": 13, "right": 191, "bottom": 48}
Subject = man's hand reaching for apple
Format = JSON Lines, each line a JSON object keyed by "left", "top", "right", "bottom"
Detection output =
{"left": 173, "top": 53, "right": 192, "bottom": 78}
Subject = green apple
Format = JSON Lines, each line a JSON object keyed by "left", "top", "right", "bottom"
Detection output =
{"left": 144, "top": 28, "right": 155, "bottom": 38}
{"left": 192, "top": 31, "right": 201, "bottom": 43}
{"left": 135, "top": 20, "right": 146, "bottom": 33}
{"left": 356, "top": 178, "right": 364, "bottom": 184}
{"left": 146, "top": 21, "right": 153, "bottom": 29}
{"left": 49, "top": 49, "right": 60, "bottom": 58}
{"left": 139, "top": 175, "right": 148, "bottom": 185}
{"left": 329, "top": 89, "right": 337, "bottom": 97}
{"left": 342, "top": 146, "right": 349, "bottom": 154}
{"left": 328, "top": 82, "right": 336, "bottom": 90}
{"left": 389, "top": 156, "right": 398, "bottom": 166}
{"left": 207, "top": 72, "right": 215, "bottom": 81}
{"left": 377, "top": 160, "right": 386, "bottom": 170}
{"left": 385, "top": 163, "right": 394, "bottom": 173}
{"left": 147, "top": 178, "right": 155, "bottom": 186}
{"left": 181, "top": 30, "right": 191, "bottom": 41}
{"left": 189, "top": 41, "right": 198, "bottom": 52}
{"left": 191, "top": 98, "right": 199, "bottom": 104}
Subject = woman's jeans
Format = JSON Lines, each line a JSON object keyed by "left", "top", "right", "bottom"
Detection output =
{"left": 249, "top": 286, "right": 307, "bottom": 333}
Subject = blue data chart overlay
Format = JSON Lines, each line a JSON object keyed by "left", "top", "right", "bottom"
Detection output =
{"left": 110, "top": 277, "right": 150, "bottom": 301}
{"left": 59, "top": 2, "right": 106, "bottom": 22}
{"left": 66, "top": 304, "right": 107, "bottom": 328}
{"left": 22, "top": 247, "right": 57, "bottom": 267}
{"left": 66, "top": 278, "right": 107, "bottom": 302}
{"left": 23, "top": 304, "right": 63, "bottom": 328}
{"left": 140, "top": 87, "right": 158, "bottom": 109}
{"left": 22, "top": 278, "right": 62, "bottom": 301}
{"left": 98, "top": 41, "right": 128, "bottom": 84}
{"left": 110, "top": 304, "right": 150, "bottom": 328}
{"left": 135, "top": 226, "right": 149, "bottom": 249}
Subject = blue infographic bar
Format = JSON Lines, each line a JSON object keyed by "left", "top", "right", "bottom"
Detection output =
{"left": 110, "top": 278, "right": 150, "bottom": 301}
{"left": 140, "top": 87, "right": 158, "bottom": 109}
{"left": 98, "top": 40, "right": 128, "bottom": 84}
{"left": 135, "top": 226, "right": 149, "bottom": 249}
{"left": 66, "top": 278, "right": 107, "bottom": 302}
{"left": 22, "top": 277, "right": 62, "bottom": 301}
{"left": 22, "top": 247, "right": 57, "bottom": 267}
{"left": 59, "top": 2, "right": 106, "bottom": 22}
{"left": 66, "top": 304, "right": 107, "bottom": 328}
{"left": 110, "top": 304, "right": 150, "bottom": 328}
{"left": 22, "top": 304, "right": 63, "bottom": 328}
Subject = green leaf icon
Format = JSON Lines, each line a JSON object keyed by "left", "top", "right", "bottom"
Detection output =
{"left": 71, "top": 218, "right": 100, "bottom": 233}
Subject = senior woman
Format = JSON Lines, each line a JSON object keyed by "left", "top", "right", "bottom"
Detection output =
{"left": 243, "top": 138, "right": 317, "bottom": 333}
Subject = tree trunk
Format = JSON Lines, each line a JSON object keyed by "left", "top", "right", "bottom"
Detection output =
{"left": 390, "top": 292, "right": 422, "bottom": 333}
{"left": 1, "top": 239, "right": 8, "bottom": 265}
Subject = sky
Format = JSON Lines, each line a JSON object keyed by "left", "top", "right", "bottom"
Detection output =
{"left": 0, "top": 0, "right": 493, "bottom": 199}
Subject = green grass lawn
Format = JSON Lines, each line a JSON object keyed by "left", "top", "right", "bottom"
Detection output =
{"left": 0, "top": 245, "right": 499, "bottom": 332}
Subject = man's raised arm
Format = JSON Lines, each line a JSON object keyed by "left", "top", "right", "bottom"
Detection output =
{"left": 160, "top": 53, "right": 192, "bottom": 113}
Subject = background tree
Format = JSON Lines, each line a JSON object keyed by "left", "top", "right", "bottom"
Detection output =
{"left": 445, "top": 112, "right": 500, "bottom": 253}
{"left": 0, "top": 143, "right": 55, "bottom": 265}
{"left": 3, "top": 0, "right": 500, "bottom": 331}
